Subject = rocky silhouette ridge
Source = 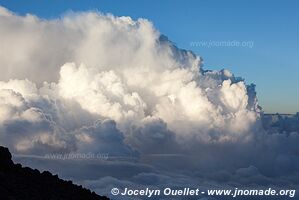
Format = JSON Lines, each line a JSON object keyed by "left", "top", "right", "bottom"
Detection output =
{"left": 0, "top": 146, "right": 109, "bottom": 200}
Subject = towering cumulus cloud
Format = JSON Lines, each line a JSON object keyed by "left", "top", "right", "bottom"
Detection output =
{"left": 0, "top": 6, "right": 298, "bottom": 199}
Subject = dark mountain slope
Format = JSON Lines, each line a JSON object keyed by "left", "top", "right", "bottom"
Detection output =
{"left": 0, "top": 146, "right": 109, "bottom": 200}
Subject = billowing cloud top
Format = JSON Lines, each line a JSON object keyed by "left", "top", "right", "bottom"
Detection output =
{"left": 0, "top": 6, "right": 261, "bottom": 154}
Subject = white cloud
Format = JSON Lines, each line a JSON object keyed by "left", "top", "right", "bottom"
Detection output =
{"left": 0, "top": 5, "right": 261, "bottom": 146}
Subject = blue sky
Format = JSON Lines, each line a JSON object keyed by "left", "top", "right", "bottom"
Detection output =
{"left": 0, "top": 0, "right": 298, "bottom": 114}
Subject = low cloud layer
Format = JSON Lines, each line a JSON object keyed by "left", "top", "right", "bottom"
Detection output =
{"left": 0, "top": 6, "right": 298, "bottom": 199}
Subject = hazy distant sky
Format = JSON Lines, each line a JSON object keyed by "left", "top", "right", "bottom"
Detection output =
{"left": 1, "top": 0, "right": 298, "bottom": 113}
